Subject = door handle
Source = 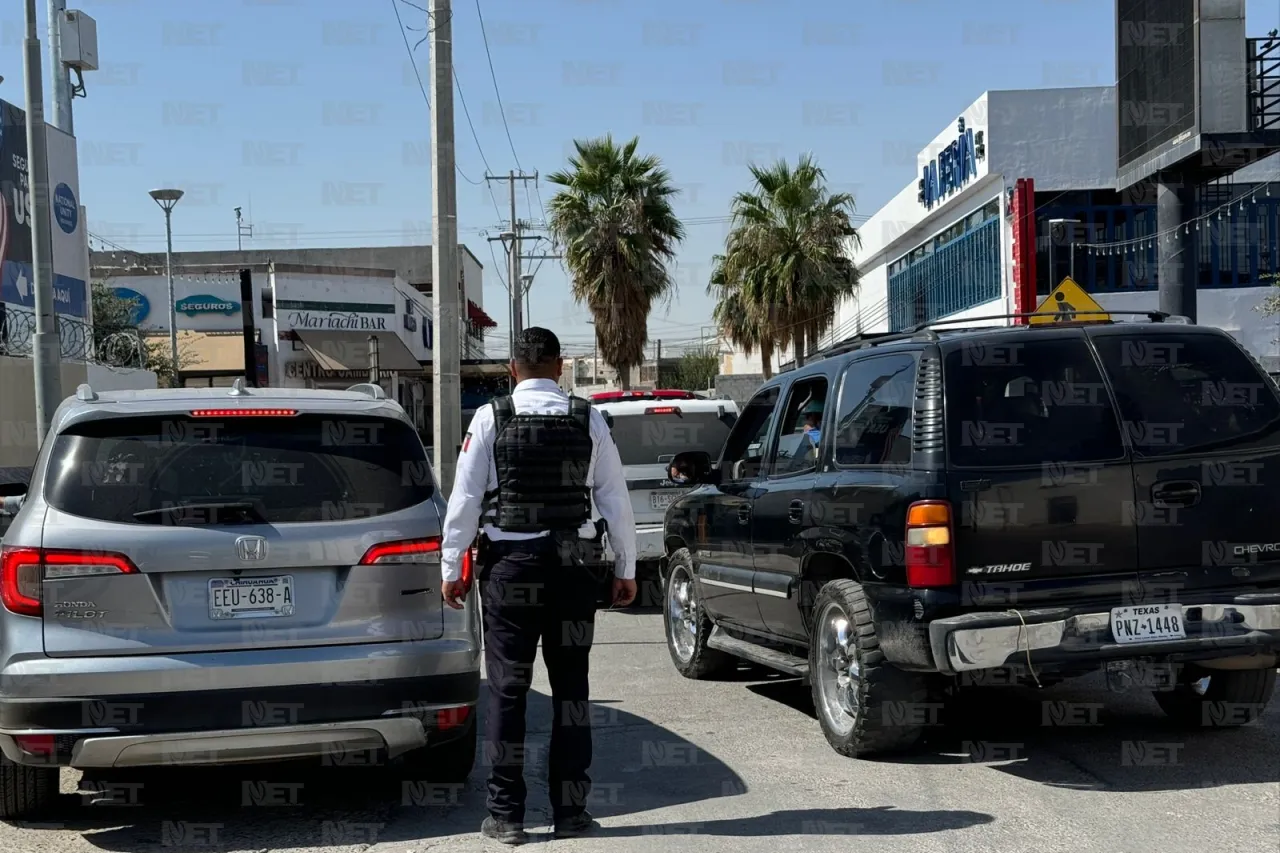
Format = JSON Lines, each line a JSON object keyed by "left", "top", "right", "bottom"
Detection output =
{"left": 788, "top": 499, "right": 804, "bottom": 525}
{"left": 1151, "top": 480, "right": 1201, "bottom": 508}
{"left": 737, "top": 505, "right": 751, "bottom": 525}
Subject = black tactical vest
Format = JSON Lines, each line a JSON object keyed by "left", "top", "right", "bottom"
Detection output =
{"left": 485, "top": 395, "right": 595, "bottom": 533}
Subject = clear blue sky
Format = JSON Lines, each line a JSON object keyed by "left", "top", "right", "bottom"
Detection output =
{"left": 4, "top": 0, "right": 1277, "bottom": 355}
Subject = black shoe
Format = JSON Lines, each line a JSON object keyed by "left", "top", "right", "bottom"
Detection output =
{"left": 481, "top": 816, "right": 528, "bottom": 845}
{"left": 553, "top": 810, "right": 598, "bottom": 838}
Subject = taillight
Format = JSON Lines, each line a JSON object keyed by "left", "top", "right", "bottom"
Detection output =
{"left": 436, "top": 705, "right": 472, "bottom": 731}
{"left": 904, "top": 501, "right": 954, "bottom": 587}
{"left": 646, "top": 406, "right": 681, "bottom": 415}
{"left": 0, "top": 546, "right": 138, "bottom": 617}
{"left": 461, "top": 546, "right": 475, "bottom": 587}
{"left": 189, "top": 408, "right": 298, "bottom": 418}
{"left": 359, "top": 537, "right": 442, "bottom": 565}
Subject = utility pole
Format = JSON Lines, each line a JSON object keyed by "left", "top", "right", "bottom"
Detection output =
{"left": 47, "top": 0, "right": 72, "bottom": 133}
{"left": 655, "top": 339, "right": 662, "bottom": 387}
{"left": 485, "top": 170, "right": 538, "bottom": 339}
{"left": 430, "top": 0, "right": 461, "bottom": 495}
{"left": 25, "top": 0, "right": 62, "bottom": 443}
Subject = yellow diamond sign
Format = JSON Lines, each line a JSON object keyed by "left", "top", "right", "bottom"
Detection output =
{"left": 1030, "top": 277, "right": 1110, "bottom": 324}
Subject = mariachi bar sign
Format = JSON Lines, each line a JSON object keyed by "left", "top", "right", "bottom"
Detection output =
{"left": 287, "top": 311, "right": 389, "bottom": 331}
{"left": 918, "top": 117, "right": 986, "bottom": 211}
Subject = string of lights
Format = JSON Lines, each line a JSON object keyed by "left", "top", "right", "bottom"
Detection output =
{"left": 1083, "top": 179, "right": 1277, "bottom": 255}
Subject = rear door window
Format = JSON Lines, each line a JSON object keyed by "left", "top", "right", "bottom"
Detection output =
{"left": 607, "top": 408, "right": 736, "bottom": 466}
{"left": 45, "top": 414, "right": 435, "bottom": 525}
{"left": 944, "top": 336, "right": 1125, "bottom": 467}
{"left": 834, "top": 354, "right": 916, "bottom": 466}
{"left": 1092, "top": 331, "right": 1280, "bottom": 457}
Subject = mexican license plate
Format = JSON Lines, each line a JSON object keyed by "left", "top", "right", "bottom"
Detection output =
{"left": 650, "top": 491, "right": 680, "bottom": 510}
{"left": 1110, "top": 603, "right": 1185, "bottom": 645}
{"left": 209, "top": 575, "right": 295, "bottom": 620}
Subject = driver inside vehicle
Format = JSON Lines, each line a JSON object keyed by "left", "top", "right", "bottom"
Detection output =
{"left": 801, "top": 398, "right": 824, "bottom": 444}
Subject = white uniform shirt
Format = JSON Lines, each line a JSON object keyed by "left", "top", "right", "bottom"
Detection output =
{"left": 440, "top": 378, "right": 637, "bottom": 582}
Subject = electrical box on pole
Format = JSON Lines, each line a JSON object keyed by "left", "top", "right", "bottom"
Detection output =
{"left": 59, "top": 10, "right": 97, "bottom": 70}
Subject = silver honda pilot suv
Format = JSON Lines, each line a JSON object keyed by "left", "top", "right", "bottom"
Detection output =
{"left": 0, "top": 381, "right": 480, "bottom": 819}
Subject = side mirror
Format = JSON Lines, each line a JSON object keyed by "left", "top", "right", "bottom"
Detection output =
{"left": 1, "top": 494, "right": 24, "bottom": 516}
{"left": 669, "top": 450, "right": 716, "bottom": 486}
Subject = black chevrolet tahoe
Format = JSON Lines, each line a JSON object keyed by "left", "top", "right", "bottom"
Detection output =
{"left": 662, "top": 315, "right": 1280, "bottom": 757}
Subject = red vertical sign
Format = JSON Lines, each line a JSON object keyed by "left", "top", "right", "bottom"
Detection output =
{"left": 1009, "top": 178, "right": 1037, "bottom": 324}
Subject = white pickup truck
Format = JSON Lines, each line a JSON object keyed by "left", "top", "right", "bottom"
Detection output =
{"left": 589, "top": 391, "right": 739, "bottom": 577}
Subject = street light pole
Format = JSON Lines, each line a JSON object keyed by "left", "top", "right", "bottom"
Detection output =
{"left": 25, "top": 0, "right": 62, "bottom": 443}
{"left": 150, "top": 188, "right": 183, "bottom": 386}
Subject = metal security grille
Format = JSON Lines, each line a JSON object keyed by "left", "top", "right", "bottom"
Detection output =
{"left": 887, "top": 216, "right": 1001, "bottom": 332}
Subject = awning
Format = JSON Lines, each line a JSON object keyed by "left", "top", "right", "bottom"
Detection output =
{"left": 294, "top": 330, "right": 422, "bottom": 373}
{"left": 468, "top": 300, "right": 497, "bottom": 329}
{"left": 148, "top": 330, "right": 251, "bottom": 373}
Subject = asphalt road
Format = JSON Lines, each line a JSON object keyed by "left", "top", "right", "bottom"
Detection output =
{"left": 1, "top": 609, "right": 1276, "bottom": 852}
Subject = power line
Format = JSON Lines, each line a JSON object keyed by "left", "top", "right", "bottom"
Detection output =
{"left": 390, "top": 0, "right": 486, "bottom": 188}
{"left": 474, "top": 0, "right": 522, "bottom": 171}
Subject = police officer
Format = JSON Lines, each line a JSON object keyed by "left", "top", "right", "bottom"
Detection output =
{"left": 440, "top": 327, "right": 637, "bottom": 845}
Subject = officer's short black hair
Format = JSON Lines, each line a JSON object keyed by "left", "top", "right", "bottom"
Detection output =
{"left": 513, "top": 327, "right": 561, "bottom": 367}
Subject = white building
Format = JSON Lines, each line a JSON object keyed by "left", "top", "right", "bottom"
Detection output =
{"left": 725, "top": 85, "right": 1280, "bottom": 375}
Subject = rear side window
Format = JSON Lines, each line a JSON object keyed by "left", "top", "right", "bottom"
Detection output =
{"left": 45, "top": 414, "right": 434, "bottom": 525}
{"left": 1092, "top": 332, "right": 1280, "bottom": 457}
{"left": 607, "top": 409, "right": 735, "bottom": 466}
{"left": 835, "top": 354, "right": 916, "bottom": 466}
{"left": 944, "top": 337, "right": 1125, "bottom": 467}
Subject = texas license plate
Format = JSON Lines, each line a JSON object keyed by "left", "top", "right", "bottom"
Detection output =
{"left": 209, "top": 576, "right": 295, "bottom": 620}
{"left": 650, "top": 491, "right": 680, "bottom": 510}
{"left": 1110, "top": 603, "right": 1185, "bottom": 645}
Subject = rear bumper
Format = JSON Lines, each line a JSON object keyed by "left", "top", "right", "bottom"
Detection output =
{"left": 602, "top": 524, "right": 665, "bottom": 564}
{"left": 0, "top": 671, "right": 478, "bottom": 768}
{"left": 928, "top": 593, "right": 1280, "bottom": 675}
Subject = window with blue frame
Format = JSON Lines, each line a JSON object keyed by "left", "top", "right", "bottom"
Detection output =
{"left": 887, "top": 199, "right": 1002, "bottom": 332}
{"left": 1036, "top": 184, "right": 1278, "bottom": 295}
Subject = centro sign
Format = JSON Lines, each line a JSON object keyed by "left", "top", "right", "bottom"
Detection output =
{"left": 288, "top": 311, "right": 388, "bottom": 331}
{"left": 918, "top": 117, "right": 986, "bottom": 210}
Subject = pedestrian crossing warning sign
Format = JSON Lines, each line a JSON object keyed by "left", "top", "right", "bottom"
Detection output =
{"left": 1030, "top": 277, "right": 1110, "bottom": 324}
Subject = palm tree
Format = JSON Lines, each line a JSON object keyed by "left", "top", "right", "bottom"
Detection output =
{"left": 720, "top": 154, "right": 860, "bottom": 368}
{"left": 708, "top": 254, "right": 776, "bottom": 380}
{"left": 547, "top": 135, "right": 685, "bottom": 388}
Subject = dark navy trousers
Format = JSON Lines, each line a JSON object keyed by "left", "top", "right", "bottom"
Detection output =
{"left": 479, "top": 537, "right": 596, "bottom": 823}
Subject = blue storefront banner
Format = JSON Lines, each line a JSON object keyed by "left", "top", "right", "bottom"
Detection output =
{"left": 1, "top": 261, "right": 86, "bottom": 317}
{"left": 0, "top": 99, "right": 88, "bottom": 319}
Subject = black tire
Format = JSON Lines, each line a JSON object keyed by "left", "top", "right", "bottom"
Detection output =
{"left": 663, "top": 548, "right": 736, "bottom": 680}
{"left": 808, "top": 579, "right": 930, "bottom": 757}
{"left": 401, "top": 719, "right": 477, "bottom": 782}
{"left": 1152, "top": 665, "right": 1277, "bottom": 728}
{"left": 0, "top": 754, "right": 57, "bottom": 821}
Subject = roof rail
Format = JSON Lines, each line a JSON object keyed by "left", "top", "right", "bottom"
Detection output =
{"left": 75, "top": 383, "right": 98, "bottom": 402}
{"left": 807, "top": 310, "right": 1177, "bottom": 363}
{"left": 345, "top": 383, "right": 387, "bottom": 400}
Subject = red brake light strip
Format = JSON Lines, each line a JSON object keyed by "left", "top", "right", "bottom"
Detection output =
{"left": 190, "top": 408, "right": 298, "bottom": 418}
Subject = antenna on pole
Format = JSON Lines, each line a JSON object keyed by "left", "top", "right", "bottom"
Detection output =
{"left": 235, "top": 206, "right": 253, "bottom": 251}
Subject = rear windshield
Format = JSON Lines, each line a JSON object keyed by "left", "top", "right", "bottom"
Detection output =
{"left": 607, "top": 410, "right": 735, "bottom": 466}
{"left": 1092, "top": 332, "right": 1280, "bottom": 457}
{"left": 45, "top": 414, "right": 434, "bottom": 525}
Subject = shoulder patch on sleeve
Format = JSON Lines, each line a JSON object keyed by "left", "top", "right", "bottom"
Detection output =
{"left": 462, "top": 432, "right": 472, "bottom": 452}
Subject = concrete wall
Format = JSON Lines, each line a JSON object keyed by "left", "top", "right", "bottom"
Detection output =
{"left": 989, "top": 87, "right": 1117, "bottom": 192}
{"left": 0, "top": 358, "right": 156, "bottom": 468}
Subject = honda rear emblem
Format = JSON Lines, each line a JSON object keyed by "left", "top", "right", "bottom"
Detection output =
{"left": 235, "top": 536, "right": 267, "bottom": 561}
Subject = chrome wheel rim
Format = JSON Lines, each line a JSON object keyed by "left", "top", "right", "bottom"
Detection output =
{"left": 667, "top": 564, "right": 698, "bottom": 663}
{"left": 815, "top": 601, "right": 860, "bottom": 738}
